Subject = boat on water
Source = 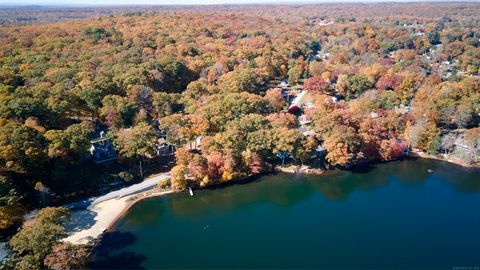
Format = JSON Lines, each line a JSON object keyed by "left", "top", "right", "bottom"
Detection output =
{"left": 189, "top": 187, "right": 194, "bottom": 197}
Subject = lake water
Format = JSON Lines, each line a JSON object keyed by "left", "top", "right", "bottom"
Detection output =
{"left": 91, "top": 159, "right": 480, "bottom": 269}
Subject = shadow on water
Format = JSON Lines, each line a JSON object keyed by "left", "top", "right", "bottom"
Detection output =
{"left": 167, "top": 173, "right": 316, "bottom": 217}
{"left": 204, "top": 172, "right": 269, "bottom": 190}
{"left": 427, "top": 159, "right": 480, "bottom": 192}
{"left": 152, "top": 160, "right": 439, "bottom": 217}
{"left": 348, "top": 163, "right": 377, "bottom": 174}
{"left": 89, "top": 231, "right": 146, "bottom": 269}
{"left": 310, "top": 166, "right": 393, "bottom": 200}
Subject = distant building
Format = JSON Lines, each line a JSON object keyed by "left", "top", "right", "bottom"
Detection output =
{"left": 316, "top": 144, "right": 325, "bottom": 153}
{"left": 278, "top": 79, "right": 289, "bottom": 88}
{"left": 186, "top": 136, "right": 203, "bottom": 151}
{"left": 156, "top": 138, "right": 176, "bottom": 157}
{"left": 316, "top": 52, "right": 330, "bottom": 61}
{"left": 90, "top": 136, "right": 117, "bottom": 164}
{"left": 288, "top": 105, "right": 301, "bottom": 115}
{"left": 318, "top": 20, "right": 335, "bottom": 26}
{"left": 0, "top": 242, "right": 9, "bottom": 263}
{"left": 289, "top": 91, "right": 316, "bottom": 110}
{"left": 299, "top": 114, "right": 312, "bottom": 125}
{"left": 298, "top": 126, "right": 316, "bottom": 137}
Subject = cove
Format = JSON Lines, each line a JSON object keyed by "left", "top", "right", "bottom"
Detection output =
{"left": 90, "top": 159, "right": 480, "bottom": 269}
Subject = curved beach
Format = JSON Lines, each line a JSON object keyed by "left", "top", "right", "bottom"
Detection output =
{"left": 63, "top": 174, "right": 173, "bottom": 245}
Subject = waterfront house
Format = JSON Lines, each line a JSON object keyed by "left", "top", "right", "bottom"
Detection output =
{"left": 289, "top": 91, "right": 316, "bottom": 110}
{"left": 156, "top": 138, "right": 176, "bottom": 157}
{"left": 90, "top": 136, "right": 117, "bottom": 164}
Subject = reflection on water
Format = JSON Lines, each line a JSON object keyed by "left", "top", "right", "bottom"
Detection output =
{"left": 159, "top": 159, "right": 479, "bottom": 217}
{"left": 92, "top": 159, "right": 480, "bottom": 269}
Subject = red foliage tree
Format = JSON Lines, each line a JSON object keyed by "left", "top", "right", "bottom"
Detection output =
{"left": 206, "top": 151, "right": 225, "bottom": 179}
{"left": 188, "top": 154, "right": 208, "bottom": 182}
{"left": 379, "top": 139, "right": 408, "bottom": 161}
{"left": 243, "top": 150, "right": 266, "bottom": 174}
{"left": 304, "top": 76, "right": 328, "bottom": 93}
{"left": 264, "top": 88, "right": 286, "bottom": 112}
{"left": 375, "top": 74, "right": 405, "bottom": 90}
{"left": 266, "top": 112, "right": 298, "bottom": 128}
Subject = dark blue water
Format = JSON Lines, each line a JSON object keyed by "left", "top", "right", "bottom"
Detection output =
{"left": 91, "top": 159, "right": 480, "bottom": 269}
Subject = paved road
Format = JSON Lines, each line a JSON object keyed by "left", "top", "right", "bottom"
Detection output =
{"left": 66, "top": 173, "right": 170, "bottom": 209}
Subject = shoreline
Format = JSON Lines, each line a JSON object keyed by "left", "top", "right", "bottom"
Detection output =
{"left": 275, "top": 164, "right": 325, "bottom": 174}
{"left": 77, "top": 172, "right": 273, "bottom": 247}
{"left": 63, "top": 173, "right": 172, "bottom": 245}
{"left": 105, "top": 189, "right": 177, "bottom": 233}
{"left": 409, "top": 151, "right": 479, "bottom": 168}
{"left": 70, "top": 155, "right": 477, "bottom": 246}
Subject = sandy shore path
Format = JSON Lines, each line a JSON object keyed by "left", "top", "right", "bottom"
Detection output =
{"left": 63, "top": 197, "right": 130, "bottom": 244}
{"left": 63, "top": 173, "right": 171, "bottom": 245}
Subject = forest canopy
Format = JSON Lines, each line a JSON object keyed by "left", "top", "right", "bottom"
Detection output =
{"left": 0, "top": 3, "right": 479, "bottom": 242}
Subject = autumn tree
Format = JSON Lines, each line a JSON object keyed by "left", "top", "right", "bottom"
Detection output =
{"left": 288, "top": 66, "right": 303, "bottom": 85}
{"left": 457, "top": 128, "right": 480, "bottom": 165}
{"left": 375, "top": 74, "right": 404, "bottom": 91}
{"left": 126, "top": 85, "right": 153, "bottom": 112}
{"left": 199, "top": 92, "right": 272, "bottom": 132}
{"left": 181, "top": 80, "right": 209, "bottom": 113}
{"left": 187, "top": 154, "right": 208, "bottom": 184}
{"left": 304, "top": 76, "right": 328, "bottom": 94}
{"left": 0, "top": 176, "right": 25, "bottom": 231}
{"left": 242, "top": 149, "right": 268, "bottom": 175}
{"left": 0, "top": 120, "right": 47, "bottom": 174}
{"left": 266, "top": 112, "right": 298, "bottom": 129}
{"left": 344, "top": 74, "right": 373, "bottom": 100}
{"left": 160, "top": 114, "right": 209, "bottom": 148}
{"left": 114, "top": 122, "right": 158, "bottom": 160}
{"left": 100, "top": 95, "right": 136, "bottom": 130}
{"left": 226, "top": 114, "right": 270, "bottom": 133}
{"left": 374, "top": 90, "right": 401, "bottom": 110}
{"left": 271, "top": 128, "right": 306, "bottom": 165}
{"left": 44, "top": 122, "right": 94, "bottom": 157}
{"left": 312, "top": 108, "right": 358, "bottom": 139}
{"left": 219, "top": 68, "right": 264, "bottom": 94}
{"left": 403, "top": 120, "right": 440, "bottom": 154}
{"left": 171, "top": 164, "right": 188, "bottom": 190}
{"left": 379, "top": 139, "right": 408, "bottom": 161}
{"left": 324, "top": 125, "right": 363, "bottom": 167}
{"left": 264, "top": 88, "right": 286, "bottom": 112}
{"left": 44, "top": 243, "right": 89, "bottom": 270}
{"left": 206, "top": 151, "right": 226, "bottom": 181}
{"left": 148, "top": 56, "right": 198, "bottom": 92}
{"left": 394, "top": 76, "right": 417, "bottom": 104}
{"left": 7, "top": 207, "right": 69, "bottom": 270}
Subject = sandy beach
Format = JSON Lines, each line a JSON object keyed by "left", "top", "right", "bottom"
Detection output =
{"left": 63, "top": 174, "right": 173, "bottom": 245}
{"left": 63, "top": 196, "right": 131, "bottom": 245}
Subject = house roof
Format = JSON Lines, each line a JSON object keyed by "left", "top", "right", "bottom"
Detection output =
{"left": 289, "top": 91, "right": 316, "bottom": 109}
{"left": 287, "top": 105, "right": 301, "bottom": 114}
